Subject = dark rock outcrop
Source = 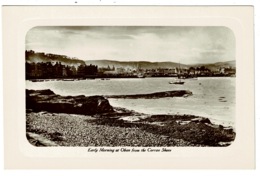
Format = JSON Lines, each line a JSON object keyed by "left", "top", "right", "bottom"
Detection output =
{"left": 106, "top": 90, "right": 192, "bottom": 99}
{"left": 87, "top": 115, "right": 236, "bottom": 147}
{"left": 87, "top": 114, "right": 236, "bottom": 146}
{"left": 26, "top": 89, "right": 114, "bottom": 115}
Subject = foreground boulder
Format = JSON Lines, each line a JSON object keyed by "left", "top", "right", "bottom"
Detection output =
{"left": 26, "top": 89, "right": 114, "bottom": 115}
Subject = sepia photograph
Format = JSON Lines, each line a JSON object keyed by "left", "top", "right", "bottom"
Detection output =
{"left": 3, "top": 5, "right": 255, "bottom": 169}
{"left": 25, "top": 26, "right": 236, "bottom": 147}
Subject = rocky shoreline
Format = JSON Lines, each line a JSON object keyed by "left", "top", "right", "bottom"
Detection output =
{"left": 26, "top": 89, "right": 114, "bottom": 115}
{"left": 26, "top": 89, "right": 236, "bottom": 147}
{"left": 105, "top": 90, "right": 192, "bottom": 99}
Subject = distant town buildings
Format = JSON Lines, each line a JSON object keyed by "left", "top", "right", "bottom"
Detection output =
{"left": 25, "top": 50, "right": 236, "bottom": 79}
{"left": 26, "top": 61, "right": 236, "bottom": 79}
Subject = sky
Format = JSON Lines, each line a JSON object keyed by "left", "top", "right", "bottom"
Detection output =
{"left": 26, "top": 26, "right": 235, "bottom": 64}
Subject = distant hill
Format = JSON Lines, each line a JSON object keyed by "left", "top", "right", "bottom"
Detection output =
{"left": 85, "top": 59, "right": 235, "bottom": 70}
{"left": 191, "top": 60, "right": 236, "bottom": 71}
{"left": 85, "top": 60, "right": 187, "bottom": 69}
{"left": 25, "top": 50, "right": 85, "bottom": 66}
{"left": 25, "top": 51, "right": 235, "bottom": 70}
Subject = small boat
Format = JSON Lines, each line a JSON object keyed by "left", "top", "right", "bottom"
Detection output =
{"left": 37, "top": 79, "right": 44, "bottom": 82}
{"left": 169, "top": 62, "right": 185, "bottom": 85}
{"left": 169, "top": 80, "right": 185, "bottom": 85}
{"left": 137, "top": 73, "right": 145, "bottom": 78}
{"left": 62, "top": 79, "right": 74, "bottom": 81}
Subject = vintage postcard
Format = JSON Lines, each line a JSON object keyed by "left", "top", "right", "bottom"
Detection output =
{"left": 3, "top": 6, "right": 254, "bottom": 169}
{"left": 25, "top": 26, "right": 236, "bottom": 147}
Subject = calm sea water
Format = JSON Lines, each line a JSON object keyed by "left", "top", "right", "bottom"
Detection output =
{"left": 26, "top": 77, "right": 235, "bottom": 126}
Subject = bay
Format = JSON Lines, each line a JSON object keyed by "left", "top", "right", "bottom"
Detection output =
{"left": 26, "top": 77, "right": 235, "bottom": 127}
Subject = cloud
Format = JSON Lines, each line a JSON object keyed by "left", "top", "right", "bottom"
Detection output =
{"left": 26, "top": 26, "right": 235, "bottom": 64}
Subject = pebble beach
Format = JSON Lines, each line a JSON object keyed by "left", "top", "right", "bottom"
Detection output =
{"left": 26, "top": 112, "right": 194, "bottom": 147}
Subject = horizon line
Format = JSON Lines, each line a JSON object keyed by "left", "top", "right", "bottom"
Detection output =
{"left": 26, "top": 50, "right": 235, "bottom": 65}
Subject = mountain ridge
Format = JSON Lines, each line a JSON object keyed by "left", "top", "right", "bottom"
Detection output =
{"left": 25, "top": 51, "right": 235, "bottom": 70}
{"left": 85, "top": 59, "right": 236, "bottom": 70}
{"left": 84, "top": 60, "right": 187, "bottom": 69}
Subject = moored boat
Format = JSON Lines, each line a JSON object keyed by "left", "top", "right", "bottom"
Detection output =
{"left": 169, "top": 62, "right": 185, "bottom": 85}
{"left": 169, "top": 80, "right": 185, "bottom": 85}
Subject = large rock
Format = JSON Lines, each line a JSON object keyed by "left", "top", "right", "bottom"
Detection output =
{"left": 26, "top": 89, "right": 114, "bottom": 115}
